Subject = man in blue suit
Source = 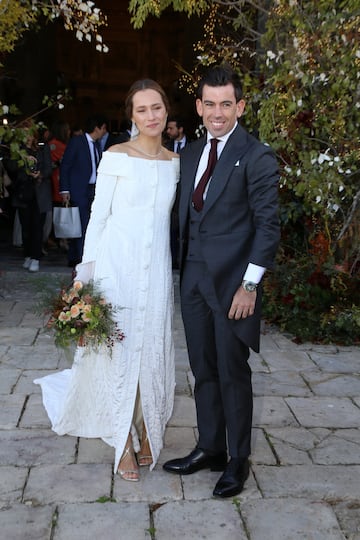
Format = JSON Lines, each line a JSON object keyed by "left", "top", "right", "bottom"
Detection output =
{"left": 60, "top": 115, "right": 106, "bottom": 267}
{"left": 163, "top": 65, "right": 280, "bottom": 498}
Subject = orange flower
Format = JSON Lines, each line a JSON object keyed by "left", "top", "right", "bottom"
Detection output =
{"left": 70, "top": 304, "right": 81, "bottom": 318}
{"left": 58, "top": 311, "right": 71, "bottom": 322}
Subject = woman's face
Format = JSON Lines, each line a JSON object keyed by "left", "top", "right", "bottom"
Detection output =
{"left": 131, "top": 89, "right": 167, "bottom": 137}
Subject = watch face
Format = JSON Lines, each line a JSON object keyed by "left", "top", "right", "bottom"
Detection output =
{"left": 243, "top": 281, "right": 257, "bottom": 292}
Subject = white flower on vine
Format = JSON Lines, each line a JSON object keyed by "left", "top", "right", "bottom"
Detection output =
{"left": 76, "top": 30, "right": 83, "bottom": 41}
{"left": 318, "top": 153, "right": 330, "bottom": 164}
{"left": 315, "top": 196, "right": 322, "bottom": 203}
{"left": 339, "top": 185, "right": 344, "bottom": 192}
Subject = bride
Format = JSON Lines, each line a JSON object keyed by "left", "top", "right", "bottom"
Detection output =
{"left": 35, "top": 79, "right": 179, "bottom": 482}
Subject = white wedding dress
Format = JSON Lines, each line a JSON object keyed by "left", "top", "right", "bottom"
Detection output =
{"left": 35, "top": 151, "right": 179, "bottom": 472}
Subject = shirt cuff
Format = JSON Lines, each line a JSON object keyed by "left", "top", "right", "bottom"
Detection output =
{"left": 243, "top": 263, "right": 266, "bottom": 284}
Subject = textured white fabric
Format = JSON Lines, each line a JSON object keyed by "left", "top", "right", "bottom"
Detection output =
{"left": 35, "top": 152, "right": 179, "bottom": 472}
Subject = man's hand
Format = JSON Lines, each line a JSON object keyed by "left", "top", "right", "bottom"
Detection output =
{"left": 228, "top": 286, "right": 257, "bottom": 320}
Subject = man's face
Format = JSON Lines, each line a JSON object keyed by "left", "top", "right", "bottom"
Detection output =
{"left": 196, "top": 83, "right": 245, "bottom": 138}
{"left": 166, "top": 121, "right": 179, "bottom": 140}
{"left": 94, "top": 124, "right": 107, "bottom": 140}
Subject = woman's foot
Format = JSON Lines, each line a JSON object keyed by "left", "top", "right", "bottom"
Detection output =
{"left": 138, "top": 424, "right": 153, "bottom": 467}
{"left": 117, "top": 434, "right": 139, "bottom": 482}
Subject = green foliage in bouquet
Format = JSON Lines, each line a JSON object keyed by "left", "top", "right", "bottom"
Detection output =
{"left": 39, "top": 280, "right": 124, "bottom": 350}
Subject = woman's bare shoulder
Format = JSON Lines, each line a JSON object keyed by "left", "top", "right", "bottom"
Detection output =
{"left": 107, "top": 142, "right": 131, "bottom": 153}
{"left": 161, "top": 147, "right": 178, "bottom": 160}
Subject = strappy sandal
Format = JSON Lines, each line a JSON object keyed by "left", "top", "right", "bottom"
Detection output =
{"left": 138, "top": 424, "right": 153, "bottom": 467}
{"left": 117, "top": 435, "right": 139, "bottom": 482}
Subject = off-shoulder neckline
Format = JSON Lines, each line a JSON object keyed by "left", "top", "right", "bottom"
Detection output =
{"left": 103, "top": 151, "right": 178, "bottom": 163}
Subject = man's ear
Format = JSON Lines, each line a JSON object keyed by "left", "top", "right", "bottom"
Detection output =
{"left": 236, "top": 100, "right": 246, "bottom": 118}
{"left": 196, "top": 98, "right": 203, "bottom": 117}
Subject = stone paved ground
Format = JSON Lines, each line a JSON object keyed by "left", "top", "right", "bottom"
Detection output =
{"left": 0, "top": 244, "right": 360, "bottom": 539}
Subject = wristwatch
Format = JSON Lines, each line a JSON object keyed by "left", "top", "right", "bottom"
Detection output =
{"left": 242, "top": 280, "right": 258, "bottom": 292}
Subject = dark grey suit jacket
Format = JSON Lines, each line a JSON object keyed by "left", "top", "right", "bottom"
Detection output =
{"left": 178, "top": 124, "right": 280, "bottom": 352}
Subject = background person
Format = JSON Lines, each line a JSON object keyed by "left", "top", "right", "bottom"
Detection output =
{"left": 7, "top": 124, "right": 52, "bottom": 272}
{"left": 59, "top": 114, "right": 106, "bottom": 267}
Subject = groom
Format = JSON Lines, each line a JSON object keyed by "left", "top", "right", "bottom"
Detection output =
{"left": 163, "top": 65, "right": 280, "bottom": 497}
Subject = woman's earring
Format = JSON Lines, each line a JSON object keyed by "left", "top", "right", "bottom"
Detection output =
{"left": 130, "top": 121, "right": 139, "bottom": 140}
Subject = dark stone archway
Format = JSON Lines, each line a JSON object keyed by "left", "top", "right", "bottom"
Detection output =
{"left": 1, "top": 1, "right": 203, "bottom": 137}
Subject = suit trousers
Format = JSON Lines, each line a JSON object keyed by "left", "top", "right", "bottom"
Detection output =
{"left": 181, "top": 261, "right": 252, "bottom": 459}
{"left": 68, "top": 184, "right": 96, "bottom": 265}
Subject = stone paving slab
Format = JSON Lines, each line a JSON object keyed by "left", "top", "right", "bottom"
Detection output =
{"left": 113, "top": 467, "right": 183, "bottom": 503}
{"left": 0, "top": 394, "right": 26, "bottom": 429}
{"left": 0, "top": 466, "right": 28, "bottom": 504}
{"left": 266, "top": 427, "right": 325, "bottom": 465}
{"left": 154, "top": 500, "right": 247, "bottom": 540}
{"left": 334, "top": 501, "right": 360, "bottom": 540}
{"left": 254, "top": 464, "right": 360, "bottom": 501}
{"left": 0, "top": 504, "right": 55, "bottom": 540}
{"left": 253, "top": 370, "right": 312, "bottom": 397}
{"left": 285, "top": 396, "right": 360, "bottom": 428}
{"left": 24, "top": 464, "right": 112, "bottom": 504}
{"left": 253, "top": 396, "right": 298, "bottom": 427}
{"left": 13, "top": 369, "right": 57, "bottom": 395}
{"left": 241, "top": 498, "right": 345, "bottom": 540}
{"left": 0, "top": 327, "right": 38, "bottom": 346}
{"left": 19, "top": 394, "right": 52, "bottom": 428}
{"left": 0, "top": 429, "right": 76, "bottom": 466}
{"left": 260, "top": 349, "right": 317, "bottom": 372}
{"left": 0, "top": 367, "right": 21, "bottom": 394}
{"left": 310, "top": 430, "right": 360, "bottom": 465}
{"left": 249, "top": 350, "right": 271, "bottom": 373}
{"left": 309, "top": 351, "right": 360, "bottom": 372}
{"left": 251, "top": 428, "right": 277, "bottom": 465}
{"left": 167, "top": 395, "right": 197, "bottom": 427}
{"left": 54, "top": 502, "right": 150, "bottom": 540}
{"left": 0, "top": 344, "right": 61, "bottom": 369}
{"left": 302, "top": 372, "right": 360, "bottom": 396}
{"left": 77, "top": 437, "right": 115, "bottom": 464}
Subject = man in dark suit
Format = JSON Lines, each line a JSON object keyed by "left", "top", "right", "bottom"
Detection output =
{"left": 100, "top": 117, "right": 130, "bottom": 151}
{"left": 60, "top": 114, "right": 106, "bottom": 266}
{"left": 165, "top": 117, "right": 190, "bottom": 267}
{"left": 165, "top": 116, "right": 189, "bottom": 153}
{"left": 163, "top": 65, "right": 280, "bottom": 497}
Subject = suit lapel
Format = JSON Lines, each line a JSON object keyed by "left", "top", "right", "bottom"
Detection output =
{"left": 201, "top": 124, "right": 251, "bottom": 217}
{"left": 179, "top": 138, "right": 205, "bottom": 231}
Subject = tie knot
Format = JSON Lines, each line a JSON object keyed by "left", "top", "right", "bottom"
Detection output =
{"left": 210, "top": 138, "right": 218, "bottom": 148}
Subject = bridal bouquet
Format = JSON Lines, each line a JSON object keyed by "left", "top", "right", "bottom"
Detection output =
{"left": 41, "top": 280, "right": 125, "bottom": 350}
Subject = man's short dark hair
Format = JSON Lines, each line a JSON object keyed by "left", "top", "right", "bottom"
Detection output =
{"left": 167, "top": 116, "right": 184, "bottom": 129}
{"left": 85, "top": 114, "right": 107, "bottom": 134}
{"left": 196, "top": 65, "right": 243, "bottom": 102}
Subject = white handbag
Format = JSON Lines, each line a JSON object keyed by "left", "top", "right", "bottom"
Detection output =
{"left": 53, "top": 205, "right": 82, "bottom": 238}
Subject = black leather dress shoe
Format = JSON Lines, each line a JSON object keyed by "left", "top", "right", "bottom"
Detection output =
{"left": 213, "top": 458, "right": 250, "bottom": 498}
{"left": 163, "top": 448, "right": 228, "bottom": 475}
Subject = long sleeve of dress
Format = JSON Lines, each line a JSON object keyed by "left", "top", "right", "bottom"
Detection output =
{"left": 75, "top": 154, "right": 118, "bottom": 281}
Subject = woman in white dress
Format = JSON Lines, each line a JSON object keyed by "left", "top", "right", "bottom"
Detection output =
{"left": 34, "top": 79, "right": 179, "bottom": 482}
